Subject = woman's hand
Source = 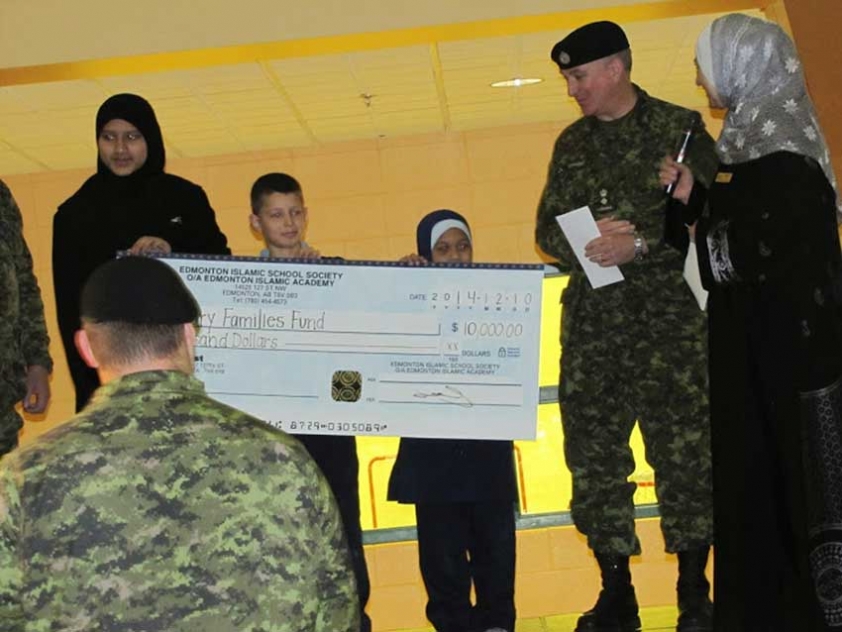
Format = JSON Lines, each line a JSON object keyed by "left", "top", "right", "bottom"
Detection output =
{"left": 659, "top": 156, "right": 694, "bottom": 205}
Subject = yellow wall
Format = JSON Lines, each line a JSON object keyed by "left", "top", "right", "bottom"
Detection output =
{"left": 4, "top": 120, "right": 557, "bottom": 439}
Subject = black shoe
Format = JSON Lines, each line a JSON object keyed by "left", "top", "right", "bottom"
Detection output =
{"left": 575, "top": 553, "right": 642, "bottom": 632}
{"left": 676, "top": 546, "right": 713, "bottom": 632}
{"left": 676, "top": 604, "right": 713, "bottom": 632}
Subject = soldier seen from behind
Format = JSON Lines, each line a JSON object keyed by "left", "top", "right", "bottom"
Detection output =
{"left": 0, "top": 256, "right": 359, "bottom": 631}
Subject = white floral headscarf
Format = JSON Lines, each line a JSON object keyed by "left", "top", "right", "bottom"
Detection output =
{"left": 700, "top": 14, "right": 840, "bottom": 214}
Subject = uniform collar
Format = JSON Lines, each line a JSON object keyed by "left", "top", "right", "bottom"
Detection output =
{"left": 89, "top": 370, "right": 205, "bottom": 405}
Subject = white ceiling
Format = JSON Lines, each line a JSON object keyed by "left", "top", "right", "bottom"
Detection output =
{"left": 0, "top": 7, "right": 765, "bottom": 176}
{"left": 0, "top": 0, "right": 730, "bottom": 68}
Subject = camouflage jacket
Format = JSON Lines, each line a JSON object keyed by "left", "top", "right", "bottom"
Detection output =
{"left": 0, "top": 370, "right": 359, "bottom": 632}
{"left": 0, "top": 180, "right": 51, "bottom": 407}
{"left": 535, "top": 87, "right": 719, "bottom": 347}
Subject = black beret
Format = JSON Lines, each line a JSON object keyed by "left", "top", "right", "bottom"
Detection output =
{"left": 550, "top": 21, "right": 630, "bottom": 70}
{"left": 81, "top": 256, "right": 200, "bottom": 325}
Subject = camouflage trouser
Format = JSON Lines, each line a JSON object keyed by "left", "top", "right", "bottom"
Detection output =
{"left": 560, "top": 333, "right": 713, "bottom": 557}
{"left": 0, "top": 406, "right": 22, "bottom": 458}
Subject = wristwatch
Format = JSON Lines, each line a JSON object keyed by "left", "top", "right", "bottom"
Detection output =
{"left": 633, "top": 232, "right": 646, "bottom": 262}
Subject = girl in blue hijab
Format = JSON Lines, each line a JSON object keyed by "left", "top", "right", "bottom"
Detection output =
{"left": 389, "top": 209, "right": 517, "bottom": 632}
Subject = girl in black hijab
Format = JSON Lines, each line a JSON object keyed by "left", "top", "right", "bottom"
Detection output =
{"left": 53, "top": 93, "right": 230, "bottom": 411}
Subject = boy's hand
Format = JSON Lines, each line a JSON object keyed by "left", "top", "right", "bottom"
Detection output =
{"left": 298, "top": 245, "right": 321, "bottom": 260}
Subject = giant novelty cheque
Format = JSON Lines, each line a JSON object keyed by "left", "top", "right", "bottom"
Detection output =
{"left": 160, "top": 254, "right": 543, "bottom": 440}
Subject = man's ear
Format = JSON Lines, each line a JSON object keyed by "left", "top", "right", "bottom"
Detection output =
{"left": 606, "top": 55, "right": 623, "bottom": 81}
{"left": 74, "top": 329, "right": 100, "bottom": 369}
{"left": 183, "top": 322, "right": 197, "bottom": 350}
{"left": 182, "top": 322, "right": 199, "bottom": 371}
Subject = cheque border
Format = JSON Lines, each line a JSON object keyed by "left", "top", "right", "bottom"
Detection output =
{"left": 150, "top": 251, "right": 546, "bottom": 271}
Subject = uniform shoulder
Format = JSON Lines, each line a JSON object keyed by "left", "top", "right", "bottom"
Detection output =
{"left": 202, "top": 399, "right": 314, "bottom": 458}
{"left": 197, "top": 403, "right": 326, "bottom": 485}
{"left": 4, "top": 414, "right": 98, "bottom": 474}
{"left": 6, "top": 397, "right": 314, "bottom": 482}
{"left": 640, "top": 91, "right": 698, "bottom": 124}
{"left": 555, "top": 117, "right": 591, "bottom": 144}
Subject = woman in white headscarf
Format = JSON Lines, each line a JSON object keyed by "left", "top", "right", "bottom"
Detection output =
{"left": 660, "top": 13, "right": 842, "bottom": 631}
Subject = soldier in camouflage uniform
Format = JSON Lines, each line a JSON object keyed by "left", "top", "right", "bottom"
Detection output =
{"left": 534, "top": 22, "right": 717, "bottom": 632}
{"left": 0, "top": 180, "right": 51, "bottom": 457}
{"left": 0, "top": 256, "right": 359, "bottom": 631}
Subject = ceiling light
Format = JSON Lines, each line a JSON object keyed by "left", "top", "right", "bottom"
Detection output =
{"left": 490, "top": 77, "right": 543, "bottom": 88}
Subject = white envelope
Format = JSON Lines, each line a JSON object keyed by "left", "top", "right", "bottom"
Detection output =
{"left": 555, "top": 206, "right": 624, "bottom": 289}
{"left": 684, "top": 242, "right": 708, "bottom": 311}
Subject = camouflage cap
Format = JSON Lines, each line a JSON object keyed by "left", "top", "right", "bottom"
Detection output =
{"left": 550, "top": 21, "right": 630, "bottom": 70}
{"left": 81, "top": 256, "right": 200, "bottom": 324}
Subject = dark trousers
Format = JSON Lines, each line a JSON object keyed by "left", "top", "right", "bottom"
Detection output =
{"left": 298, "top": 435, "right": 371, "bottom": 632}
{"left": 415, "top": 501, "right": 516, "bottom": 632}
{"left": 560, "top": 333, "right": 712, "bottom": 557}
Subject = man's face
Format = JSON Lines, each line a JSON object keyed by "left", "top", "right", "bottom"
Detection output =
{"left": 561, "top": 57, "right": 618, "bottom": 119}
{"left": 431, "top": 228, "right": 473, "bottom": 264}
{"left": 250, "top": 192, "right": 308, "bottom": 250}
{"left": 97, "top": 119, "right": 148, "bottom": 176}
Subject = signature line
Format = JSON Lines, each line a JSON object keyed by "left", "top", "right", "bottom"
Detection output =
{"left": 412, "top": 385, "right": 474, "bottom": 408}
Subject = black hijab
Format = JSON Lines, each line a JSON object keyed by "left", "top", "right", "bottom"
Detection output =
{"left": 95, "top": 93, "right": 166, "bottom": 178}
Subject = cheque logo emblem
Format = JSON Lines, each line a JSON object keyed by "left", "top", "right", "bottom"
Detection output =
{"left": 332, "top": 370, "right": 363, "bottom": 402}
